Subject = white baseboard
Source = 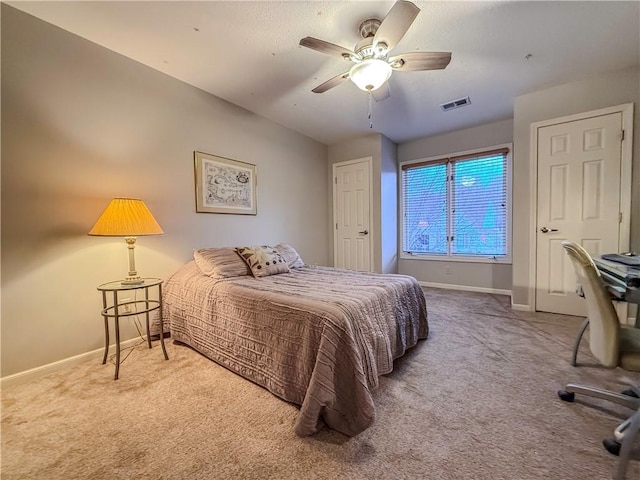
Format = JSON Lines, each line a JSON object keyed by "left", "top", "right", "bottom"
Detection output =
{"left": 509, "top": 305, "right": 633, "bottom": 317}
{"left": 1, "top": 338, "right": 141, "bottom": 388}
{"left": 419, "top": 281, "right": 511, "bottom": 297}
{"left": 511, "top": 303, "right": 534, "bottom": 312}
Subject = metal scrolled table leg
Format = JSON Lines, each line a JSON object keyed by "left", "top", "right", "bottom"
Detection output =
{"left": 101, "top": 290, "right": 109, "bottom": 365}
{"left": 159, "top": 283, "right": 168, "bottom": 360}
{"left": 113, "top": 290, "right": 121, "bottom": 380}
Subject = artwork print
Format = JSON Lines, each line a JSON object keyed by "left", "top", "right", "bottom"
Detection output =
{"left": 194, "top": 152, "right": 257, "bottom": 215}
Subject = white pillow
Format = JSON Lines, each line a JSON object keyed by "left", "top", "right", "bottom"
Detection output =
{"left": 274, "top": 243, "right": 305, "bottom": 269}
{"left": 193, "top": 247, "right": 251, "bottom": 278}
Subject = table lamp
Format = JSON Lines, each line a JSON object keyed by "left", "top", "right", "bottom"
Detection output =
{"left": 89, "top": 198, "right": 164, "bottom": 285}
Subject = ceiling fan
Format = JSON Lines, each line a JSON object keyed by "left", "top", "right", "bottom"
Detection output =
{"left": 299, "top": 0, "right": 451, "bottom": 99}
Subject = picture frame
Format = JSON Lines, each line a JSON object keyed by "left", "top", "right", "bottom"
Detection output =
{"left": 194, "top": 151, "right": 257, "bottom": 215}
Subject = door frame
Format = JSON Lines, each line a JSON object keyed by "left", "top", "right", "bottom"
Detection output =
{"left": 332, "top": 157, "right": 374, "bottom": 271}
{"left": 527, "top": 103, "right": 634, "bottom": 313}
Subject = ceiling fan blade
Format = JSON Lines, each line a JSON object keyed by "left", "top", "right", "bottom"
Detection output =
{"left": 389, "top": 52, "right": 452, "bottom": 71}
{"left": 311, "top": 72, "right": 350, "bottom": 93}
{"left": 299, "top": 37, "right": 355, "bottom": 60}
{"left": 372, "top": 82, "right": 390, "bottom": 102}
{"left": 373, "top": 0, "right": 420, "bottom": 52}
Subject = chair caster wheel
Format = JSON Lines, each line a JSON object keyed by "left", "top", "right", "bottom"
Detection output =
{"left": 621, "top": 388, "right": 639, "bottom": 398}
{"left": 603, "top": 438, "right": 621, "bottom": 456}
{"left": 558, "top": 390, "right": 575, "bottom": 402}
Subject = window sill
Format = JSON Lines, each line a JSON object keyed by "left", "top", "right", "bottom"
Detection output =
{"left": 400, "top": 254, "right": 512, "bottom": 265}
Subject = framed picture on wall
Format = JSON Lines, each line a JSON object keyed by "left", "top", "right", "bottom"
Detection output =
{"left": 194, "top": 151, "right": 257, "bottom": 215}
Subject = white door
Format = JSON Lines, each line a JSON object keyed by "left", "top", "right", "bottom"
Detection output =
{"left": 333, "top": 158, "right": 372, "bottom": 271}
{"left": 535, "top": 112, "right": 623, "bottom": 316}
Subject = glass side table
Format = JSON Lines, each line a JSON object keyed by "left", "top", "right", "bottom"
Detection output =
{"left": 97, "top": 278, "right": 169, "bottom": 380}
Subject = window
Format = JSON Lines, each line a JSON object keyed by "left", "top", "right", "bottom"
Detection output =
{"left": 401, "top": 145, "right": 511, "bottom": 261}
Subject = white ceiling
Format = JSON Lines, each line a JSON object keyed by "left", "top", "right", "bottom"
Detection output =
{"left": 8, "top": 1, "right": 640, "bottom": 145}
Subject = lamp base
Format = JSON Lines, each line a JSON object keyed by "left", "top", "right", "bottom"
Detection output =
{"left": 121, "top": 277, "right": 144, "bottom": 286}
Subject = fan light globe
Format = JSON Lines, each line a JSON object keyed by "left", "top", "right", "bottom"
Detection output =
{"left": 349, "top": 59, "right": 392, "bottom": 92}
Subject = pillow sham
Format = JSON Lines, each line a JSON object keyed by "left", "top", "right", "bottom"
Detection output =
{"left": 193, "top": 247, "right": 252, "bottom": 279}
{"left": 274, "top": 243, "right": 305, "bottom": 269}
{"left": 236, "top": 245, "right": 290, "bottom": 278}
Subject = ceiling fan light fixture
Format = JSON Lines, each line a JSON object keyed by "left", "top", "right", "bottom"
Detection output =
{"left": 300, "top": 1, "right": 451, "bottom": 95}
{"left": 349, "top": 59, "right": 392, "bottom": 92}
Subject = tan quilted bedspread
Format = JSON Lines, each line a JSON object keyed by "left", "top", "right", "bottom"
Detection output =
{"left": 162, "top": 261, "right": 428, "bottom": 436}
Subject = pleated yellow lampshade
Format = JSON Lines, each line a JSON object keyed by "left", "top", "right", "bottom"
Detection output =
{"left": 89, "top": 198, "right": 163, "bottom": 236}
{"left": 89, "top": 198, "right": 163, "bottom": 285}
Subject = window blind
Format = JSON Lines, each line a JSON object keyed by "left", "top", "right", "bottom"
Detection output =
{"left": 402, "top": 162, "right": 448, "bottom": 254}
{"left": 451, "top": 153, "right": 507, "bottom": 256}
{"left": 402, "top": 148, "right": 509, "bottom": 258}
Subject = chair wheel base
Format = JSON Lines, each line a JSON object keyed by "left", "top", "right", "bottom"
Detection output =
{"left": 558, "top": 390, "right": 575, "bottom": 402}
{"left": 603, "top": 438, "right": 621, "bottom": 456}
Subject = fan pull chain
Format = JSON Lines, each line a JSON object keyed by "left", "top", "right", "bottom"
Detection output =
{"left": 368, "top": 91, "right": 373, "bottom": 129}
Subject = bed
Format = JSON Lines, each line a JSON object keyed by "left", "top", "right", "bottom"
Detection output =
{"left": 162, "top": 244, "right": 428, "bottom": 436}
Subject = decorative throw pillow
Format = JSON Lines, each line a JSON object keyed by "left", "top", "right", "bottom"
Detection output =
{"left": 193, "top": 247, "right": 252, "bottom": 278}
{"left": 274, "top": 243, "right": 305, "bottom": 269}
{"left": 236, "top": 245, "right": 290, "bottom": 278}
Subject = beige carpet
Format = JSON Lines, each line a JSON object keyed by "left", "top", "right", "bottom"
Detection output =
{"left": 2, "top": 288, "right": 639, "bottom": 479}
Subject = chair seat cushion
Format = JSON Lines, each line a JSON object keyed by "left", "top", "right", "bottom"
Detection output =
{"left": 620, "top": 326, "right": 640, "bottom": 372}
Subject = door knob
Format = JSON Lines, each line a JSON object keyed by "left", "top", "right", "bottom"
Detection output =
{"left": 539, "top": 227, "right": 558, "bottom": 233}
{"left": 359, "top": 230, "right": 369, "bottom": 235}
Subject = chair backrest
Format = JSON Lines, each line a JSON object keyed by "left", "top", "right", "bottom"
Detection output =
{"left": 561, "top": 241, "right": 620, "bottom": 367}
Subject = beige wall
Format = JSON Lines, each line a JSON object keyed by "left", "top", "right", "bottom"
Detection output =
{"left": 1, "top": 6, "right": 328, "bottom": 377}
{"left": 380, "top": 135, "right": 398, "bottom": 274}
{"left": 512, "top": 67, "right": 640, "bottom": 309}
{"left": 397, "top": 119, "right": 514, "bottom": 291}
{"left": 327, "top": 133, "right": 398, "bottom": 274}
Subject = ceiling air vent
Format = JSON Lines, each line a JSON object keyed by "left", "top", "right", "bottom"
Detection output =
{"left": 440, "top": 96, "right": 471, "bottom": 112}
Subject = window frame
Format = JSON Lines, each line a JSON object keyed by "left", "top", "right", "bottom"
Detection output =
{"left": 399, "top": 143, "right": 513, "bottom": 264}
